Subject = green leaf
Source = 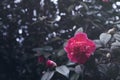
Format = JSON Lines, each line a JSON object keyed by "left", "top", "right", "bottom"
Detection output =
{"left": 67, "top": 5, "right": 75, "bottom": 13}
{"left": 63, "top": 40, "right": 68, "bottom": 48}
{"left": 42, "top": 46, "right": 53, "bottom": 52}
{"left": 107, "top": 63, "right": 119, "bottom": 79}
{"left": 94, "top": 40, "right": 103, "bottom": 48}
{"left": 56, "top": 65, "right": 70, "bottom": 78}
{"left": 70, "top": 73, "right": 80, "bottom": 80}
{"left": 33, "top": 46, "right": 53, "bottom": 58}
{"left": 114, "top": 21, "right": 120, "bottom": 24}
{"left": 66, "top": 61, "right": 76, "bottom": 66}
{"left": 70, "top": 0, "right": 76, "bottom": 3}
{"left": 33, "top": 48, "right": 50, "bottom": 57}
{"left": 99, "top": 33, "right": 111, "bottom": 45}
{"left": 32, "top": 46, "right": 53, "bottom": 52}
{"left": 57, "top": 49, "right": 66, "bottom": 57}
{"left": 116, "top": 24, "right": 120, "bottom": 30}
{"left": 80, "top": 2, "right": 89, "bottom": 11}
{"left": 86, "top": 11, "right": 99, "bottom": 15}
{"left": 97, "top": 64, "right": 108, "bottom": 75}
{"left": 32, "top": 48, "right": 43, "bottom": 52}
{"left": 113, "top": 32, "right": 120, "bottom": 41}
{"left": 111, "top": 41, "right": 120, "bottom": 47}
{"left": 74, "top": 27, "right": 83, "bottom": 36}
{"left": 34, "top": 52, "right": 51, "bottom": 58}
{"left": 41, "top": 71, "right": 55, "bottom": 80}
{"left": 49, "top": 37, "right": 62, "bottom": 43}
{"left": 75, "top": 65, "right": 82, "bottom": 74}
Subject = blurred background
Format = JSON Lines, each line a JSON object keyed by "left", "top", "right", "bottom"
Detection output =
{"left": 0, "top": 0, "right": 120, "bottom": 80}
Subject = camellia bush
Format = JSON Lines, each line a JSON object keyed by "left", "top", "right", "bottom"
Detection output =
{"left": 0, "top": 0, "right": 120, "bottom": 80}
{"left": 34, "top": 28, "right": 120, "bottom": 80}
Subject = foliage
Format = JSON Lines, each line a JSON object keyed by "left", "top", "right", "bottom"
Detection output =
{"left": 0, "top": 0, "right": 120, "bottom": 80}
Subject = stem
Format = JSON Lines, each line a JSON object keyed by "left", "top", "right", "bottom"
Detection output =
{"left": 81, "top": 64, "right": 85, "bottom": 80}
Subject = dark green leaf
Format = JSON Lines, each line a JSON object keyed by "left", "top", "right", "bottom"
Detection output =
{"left": 33, "top": 46, "right": 53, "bottom": 58}
{"left": 32, "top": 46, "right": 53, "bottom": 52}
{"left": 41, "top": 71, "right": 55, "bottom": 80}
{"left": 107, "top": 63, "right": 119, "bottom": 79}
{"left": 56, "top": 65, "right": 70, "bottom": 78}
{"left": 97, "top": 64, "right": 108, "bottom": 75}
{"left": 94, "top": 40, "right": 103, "bottom": 48}
{"left": 111, "top": 41, "right": 120, "bottom": 47}
{"left": 33, "top": 48, "right": 51, "bottom": 58}
{"left": 66, "top": 61, "right": 76, "bottom": 66}
{"left": 75, "top": 65, "right": 82, "bottom": 74}
{"left": 49, "top": 37, "right": 62, "bottom": 43}
{"left": 99, "top": 33, "right": 111, "bottom": 45}
{"left": 70, "top": 73, "right": 79, "bottom": 80}
{"left": 42, "top": 46, "right": 53, "bottom": 52}
{"left": 32, "top": 48, "right": 43, "bottom": 52}
{"left": 113, "top": 32, "right": 120, "bottom": 41}
{"left": 67, "top": 5, "right": 74, "bottom": 13}
{"left": 74, "top": 27, "right": 83, "bottom": 36}
{"left": 116, "top": 24, "right": 120, "bottom": 30}
{"left": 34, "top": 52, "right": 51, "bottom": 58}
{"left": 80, "top": 2, "right": 89, "bottom": 11}
{"left": 57, "top": 49, "right": 66, "bottom": 57}
{"left": 86, "top": 11, "right": 99, "bottom": 15}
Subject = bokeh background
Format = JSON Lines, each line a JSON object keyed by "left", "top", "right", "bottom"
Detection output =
{"left": 0, "top": 0, "right": 120, "bottom": 80}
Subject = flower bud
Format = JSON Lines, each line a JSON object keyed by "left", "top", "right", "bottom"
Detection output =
{"left": 46, "top": 60, "right": 57, "bottom": 68}
{"left": 38, "top": 55, "right": 46, "bottom": 63}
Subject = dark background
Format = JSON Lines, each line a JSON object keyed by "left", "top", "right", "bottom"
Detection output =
{"left": 0, "top": 0, "right": 120, "bottom": 80}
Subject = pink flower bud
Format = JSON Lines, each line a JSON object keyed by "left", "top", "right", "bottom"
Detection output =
{"left": 38, "top": 55, "right": 46, "bottom": 63}
{"left": 46, "top": 60, "right": 57, "bottom": 68}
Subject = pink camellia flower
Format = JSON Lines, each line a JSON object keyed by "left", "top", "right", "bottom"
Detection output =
{"left": 38, "top": 55, "right": 46, "bottom": 63}
{"left": 64, "top": 32, "right": 96, "bottom": 64}
{"left": 46, "top": 60, "right": 57, "bottom": 68}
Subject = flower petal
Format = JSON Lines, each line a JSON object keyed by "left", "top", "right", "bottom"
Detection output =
{"left": 64, "top": 32, "right": 96, "bottom": 64}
